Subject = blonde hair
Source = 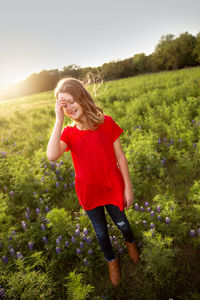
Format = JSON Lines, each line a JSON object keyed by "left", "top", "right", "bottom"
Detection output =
{"left": 55, "top": 77, "right": 104, "bottom": 130}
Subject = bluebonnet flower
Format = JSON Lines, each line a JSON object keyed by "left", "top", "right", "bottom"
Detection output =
{"left": 56, "top": 182, "right": 59, "bottom": 188}
{"left": 39, "top": 198, "right": 43, "bottom": 203}
{"left": 56, "top": 247, "right": 61, "bottom": 254}
{"left": 16, "top": 252, "right": 23, "bottom": 260}
{"left": 4, "top": 186, "right": 7, "bottom": 191}
{"left": 192, "top": 119, "right": 195, "bottom": 123}
{"left": 75, "top": 229, "right": 80, "bottom": 236}
{"left": 119, "top": 248, "right": 123, "bottom": 253}
{"left": 45, "top": 206, "right": 50, "bottom": 213}
{"left": 146, "top": 207, "right": 151, "bottom": 213}
{"left": 86, "top": 237, "right": 92, "bottom": 245}
{"left": 28, "top": 242, "right": 34, "bottom": 250}
{"left": 26, "top": 207, "right": 30, "bottom": 213}
{"left": 8, "top": 236, "right": 12, "bottom": 241}
{"left": 0, "top": 285, "right": 5, "bottom": 297}
{"left": 83, "top": 228, "right": 89, "bottom": 235}
{"left": 157, "top": 215, "right": 162, "bottom": 221}
{"left": 21, "top": 221, "right": 27, "bottom": 230}
{"left": 83, "top": 258, "right": 89, "bottom": 266}
{"left": 140, "top": 206, "right": 144, "bottom": 212}
{"left": 193, "top": 143, "right": 197, "bottom": 148}
{"left": 165, "top": 217, "right": 170, "bottom": 224}
{"left": 33, "top": 192, "right": 37, "bottom": 196}
{"left": 0, "top": 151, "right": 6, "bottom": 158}
{"left": 76, "top": 248, "right": 81, "bottom": 255}
{"left": 2, "top": 255, "right": 8, "bottom": 264}
{"left": 134, "top": 203, "right": 139, "bottom": 211}
{"left": 164, "top": 138, "right": 167, "bottom": 142}
{"left": 43, "top": 236, "right": 48, "bottom": 244}
{"left": 71, "top": 236, "right": 76, "bottom": 244}
{"left": 9, "top": 191, "right": 14, "bottom": 196}
{"left": 76, "top": 223, "right": 80, "bottom": 229}
{"left": 25, "top": 212, "right": 29, "bottom": 220}
{"left": 88, "top": 249, "right": 93, "bottom": 255}
{"left": 41, "top": 224, "right": 46, "bottom": 231}
{"left": 142, "top": 220, "right": 147, "bottom": 226}
{"left": 144, "top": 201, "right": 149, "bottom": 207}
{"left": 80, "top": 242, "right": 84, "bottom": 249}
{"left": 59, "top": 175, "right": 63, "bottom": 181}
{"left": 36, "top": 208, "right": 40, "bottom": 214}
{"left": 64, "top": 184, "right": 67, "bottom": 189}
{"left": 158, "top": 138, "right": 161, "bottom": 144}
{"left": 156, "top": 205, "right": 161, "bottom": 213}
{"left": 190, "top": 230, "right": 196, "bottom": 237}
{"left": 150, "top": 223, "right": 155, "bottom": 229}
{"left": 56, "top": 169, "right": 60, "bottom": 175}
{"left": 65, "top": 241, "right": 69, "bottom": 247}
{"left": 10, "top": 248, "right": 15, "bottom": 255}
{"left": 150, "top": 211, "right": 155, "bottom": 217}
{"left": 170, "top": 139, "right": 173, "bottom": 144}
{"left": 56, "top": 238, "right": 60, "bottom": 244}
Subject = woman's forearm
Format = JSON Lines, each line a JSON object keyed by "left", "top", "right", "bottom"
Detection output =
{"left": 117, "top": 153, "right": 132, "bottom": 189}
{"left": 47, "top": 120, "right": 63, "bottom": 161}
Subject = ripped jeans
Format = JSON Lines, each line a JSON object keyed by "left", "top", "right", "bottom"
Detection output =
{"left": 85, "top": 204, "right": 134, "bottom": 261}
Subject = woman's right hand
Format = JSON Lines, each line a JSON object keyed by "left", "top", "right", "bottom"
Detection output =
{"left": 55, "top": 99, "right": 65, "bottom": 123}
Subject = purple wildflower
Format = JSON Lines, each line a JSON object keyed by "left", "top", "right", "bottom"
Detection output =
{"left": 10, "top": 248, "right": 15, "bottom": 255}
{"left": 83, "top": 258, "right": 89, "bottom": 266}
{"left": 64, "top": 184, "right": 67, "bottom": 188}
{"left": 76, "top": 248, "right": 82, "bottom": 255}
{"left": 142, "top": 220, "right": 147, "bottom": 226}
{"left": 156, "top": 205, "right": 161, "bottom": 213}
{"left": 76, "top": 223, "right": 80, "bottom": 229}
{"left": 158, "top": 138, "right": 161, "bottom": 144}
{"left": 4, "top": 186, "right": 7, "bottom": 191}
{"left": 86, "top": 237, "right": 92, "bottom": 245}
{"left": 190, "top": 230, "right": 196, "bottom": 237}
{"left": 16, "top": 252, "right": 23, "bottom": 260}
{"left": 134, "top": 203, "right": 139, "bottom": 211}
{"left": 41, "top": 224, "right": 46, "bottom": 231}
{"left": 9, "top": 191, "right": 14, "bottom": 196}
{"left": 83, "top": 228, "right": 89, "bottom": 236}
{"left": 0, "top": 286, "right": 5, "bottom": 297}
{"left": 56, "top": 247, "right": 61, "bottom": 254}
{"left": 150, "top": 211, "right": 155, "bottom": 217}
{"left": 65, "top": 241, "right": 69, "bottom": 247}
{"left": 45, "top": 206, "right": 50, "bottom": 213}
{"left": 71, "top": 236, "right": 76, "bottom": 244}
{"left": 2, "top": 255, "right": 8, "bottom": 264}
{"left": 21, "top": 221, "right": 27, "bottom": 230}
{"left": 26, "top": 207, "right": 30, "bottom": 213}
{"left": 25, "top": 212, "right": 29, "bottom": 219}
{"left": 36, "top": 208, "right": 40, "bottom": 214}
{"left": 140, "top": 206, "right": 144, "bottom": 212}
{"left": 150, "top": 223, "right": 155, "bottom": 229}
{"left": 11, "top": 230, "right": 16, "bottom": 236}
{"left": 157, "top": 215, "right": 162, "bottom": 221}
{"left": 88, "top": 249, "right": 93, "bottom": 255}
{"left": 165, "top": 217, "right": 170, "bottom": 224}
{"left": 28, "top": 242, "right": 34, "bottom": 250}
{"left": 80, "top": 242, "right": 84, "bottom": 249}
{"left": 55, "top": 182, "right": 59, "bottom": 188}
{"left": 8, "top": 236, "right": 12, "bottom": 241}
{"left": 146, "top": 207, "right": 151, "bottom": 213}
{"left": 119, "top": 248, "right": 123, "bottom": 253}
{"left": 144, "top": 201, "right": 149, "bottom": 207}
{"left": 42, "top": 236, "right": 48, "bottom": 244}
{"left": 75, "top": 229, "right": 80, "bottom": 236}
{"left": 56, "top": 238, "right": 60, "bottom": 244}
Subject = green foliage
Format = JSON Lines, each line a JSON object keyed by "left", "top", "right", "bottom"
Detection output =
{"left": 1, "top": 68, "right": 200, "bottom": 299}
{"left": 65, "top": 270, "right": 94, "bottom": 300}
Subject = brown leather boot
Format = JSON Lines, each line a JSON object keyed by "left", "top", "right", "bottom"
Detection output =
{"left": 106, "top": 257, "right": 120, "bottom": 286}
{"left": 125, "top": 241, "right": 139, "bottom": 264}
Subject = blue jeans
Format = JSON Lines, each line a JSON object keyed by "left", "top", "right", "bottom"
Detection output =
{"left": 85, "top": 204, "right": 134, "bottom": 261}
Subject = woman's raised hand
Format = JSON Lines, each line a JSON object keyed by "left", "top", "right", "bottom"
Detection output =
{"left": 55, "top": 99, "right": 66, "bottom": 123}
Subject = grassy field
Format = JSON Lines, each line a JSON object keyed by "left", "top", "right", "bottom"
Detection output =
{"left": 0, "top": 67, "right": 200, "bottom": 299}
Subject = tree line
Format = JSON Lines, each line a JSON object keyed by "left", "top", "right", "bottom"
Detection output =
{"left": 0, "top": 31, "right": 200, "bottom": 100}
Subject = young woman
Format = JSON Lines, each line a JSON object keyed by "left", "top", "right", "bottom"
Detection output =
{"left": 47, "top": 77, "right": 139, "bottom": 286}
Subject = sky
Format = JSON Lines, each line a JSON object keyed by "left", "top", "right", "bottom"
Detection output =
{"left": 0, "top": 0, "right": 200, "bottom": 88}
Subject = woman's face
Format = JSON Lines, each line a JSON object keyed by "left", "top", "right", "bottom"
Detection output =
{"left": 57, "top": 92, "right": 84, "bottom": 121}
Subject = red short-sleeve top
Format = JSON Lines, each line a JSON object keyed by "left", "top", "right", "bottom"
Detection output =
{"left": 60, "top": 115, "right": 125, "bottom": 211}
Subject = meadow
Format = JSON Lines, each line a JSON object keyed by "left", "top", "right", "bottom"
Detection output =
{"left": 0, "top": 67, "right": 200, "bottom": 299}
